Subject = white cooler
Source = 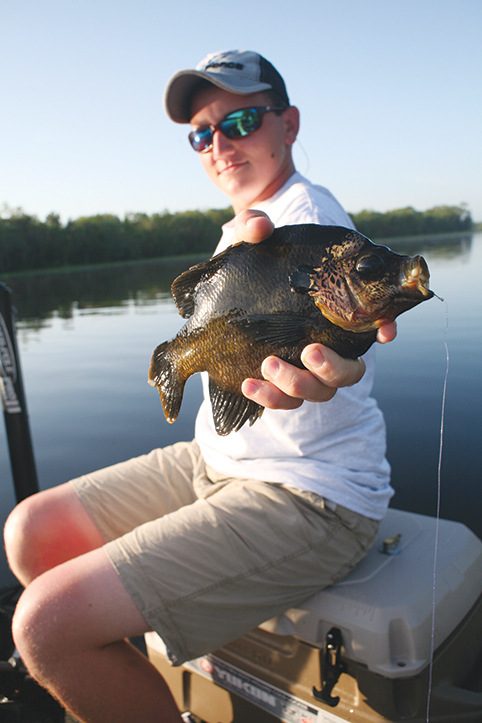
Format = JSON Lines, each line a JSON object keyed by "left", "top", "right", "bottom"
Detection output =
{"left": 146, "top": 508, "right": 482, "bottom": 722}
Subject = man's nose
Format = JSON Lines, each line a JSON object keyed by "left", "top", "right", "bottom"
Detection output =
{"left": 212, "top": 129, "right": 235, "bottom": 156}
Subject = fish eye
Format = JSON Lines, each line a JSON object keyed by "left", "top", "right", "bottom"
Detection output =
{"left": 356, "top": 254, "right": 385, "bottom": 279}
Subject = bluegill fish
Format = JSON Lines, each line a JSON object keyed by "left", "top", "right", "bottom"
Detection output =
{"left": 149, "top": 225, "right": 433, "bottom": 435}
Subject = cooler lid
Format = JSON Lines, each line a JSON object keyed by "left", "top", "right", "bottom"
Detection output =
{"left": 260, "top": 509, "right": 482, "bottom": 678}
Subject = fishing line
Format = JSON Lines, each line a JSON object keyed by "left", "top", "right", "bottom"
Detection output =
{"left": 295, "top": 139, "right": 310, "bottom": 177}
{"left": 426, "top": 297, "right": 449, "bottom": 723}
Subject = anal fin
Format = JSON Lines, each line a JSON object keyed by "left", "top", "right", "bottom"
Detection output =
{"left": 209, "top": 378, "right": 264, "bottom": 436}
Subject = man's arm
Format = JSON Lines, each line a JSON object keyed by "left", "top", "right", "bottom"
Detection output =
{"left": 234, "top": 210, "right": 397, "bottom": 411}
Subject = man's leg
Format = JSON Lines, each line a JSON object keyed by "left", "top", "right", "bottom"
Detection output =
{"left": 12, "top": 545, "right": 182, "bottom": 723}
{"left": 5, "top": 483, "right": 184, "bottom": 722}
{"left": 4, "top": 442, "right": 202, "bottom": 586}
{"left": 3, "top": 445, "right": 205, "bottom": 721}
{"left": 4, "top": 482, "right": 105, "bottom": 585}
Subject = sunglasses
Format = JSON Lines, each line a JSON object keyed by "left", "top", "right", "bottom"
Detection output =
{"left": 188, "top": 106, "right": 287, "bottom": 153}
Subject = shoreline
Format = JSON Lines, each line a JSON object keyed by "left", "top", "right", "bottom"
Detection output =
{"left": 0, "top": 230, "right": 475, "bottom": 281}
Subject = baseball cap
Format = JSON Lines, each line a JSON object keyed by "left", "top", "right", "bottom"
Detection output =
{"left": 164, "top": 50, "right": 290, "bottom": 123}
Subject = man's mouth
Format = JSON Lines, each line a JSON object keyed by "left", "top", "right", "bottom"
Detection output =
{"left": 218, "top": 161, "right": 247, "bottom": 175}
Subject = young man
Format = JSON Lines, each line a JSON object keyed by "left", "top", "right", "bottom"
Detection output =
{"left": 4, "top": 51, "right": 396, "bottom": 723}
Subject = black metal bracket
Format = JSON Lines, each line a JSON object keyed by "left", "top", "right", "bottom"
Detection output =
{"left": 312, "top": 627, "right": 346, "bottom": 707}
{"left": 0, "top": 657, "right": 65, "bottom": 722}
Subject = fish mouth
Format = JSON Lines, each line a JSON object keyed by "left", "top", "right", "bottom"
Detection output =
{"left": 400, "top": 255, "right": 434, "bottom": 298}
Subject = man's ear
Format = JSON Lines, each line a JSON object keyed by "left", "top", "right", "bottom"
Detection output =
{"left": 283, "top": 106, "right": 300, "bottom": 145}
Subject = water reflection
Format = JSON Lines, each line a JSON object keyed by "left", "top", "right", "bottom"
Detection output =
{"left": 384, "top": 232, "right": 473, "bottom": 259}
{"left": 2, "top": 255, "right": 206, "bottom": 326}
{"left": 0, "top": 232, "right": 480, "bottom": 588}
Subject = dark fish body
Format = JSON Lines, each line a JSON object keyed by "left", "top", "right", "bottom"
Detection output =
{"left": 149, "top": 225, "right": 433, "bottom": 435}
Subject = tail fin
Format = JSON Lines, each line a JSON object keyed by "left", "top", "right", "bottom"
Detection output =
{"left": 148, "top": 341, "right": 185, "bottom": 423}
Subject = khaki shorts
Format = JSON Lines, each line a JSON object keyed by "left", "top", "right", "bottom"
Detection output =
{"left": 71, "top": 440, "right": 378, "bottom": 665}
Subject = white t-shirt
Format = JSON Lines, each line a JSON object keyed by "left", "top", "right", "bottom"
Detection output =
{"left": 195, "top": 172, "right": 393, "bottom": 520}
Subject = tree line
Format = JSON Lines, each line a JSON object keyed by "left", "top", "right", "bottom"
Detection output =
{"left": 352, "top": 204, "right": 472, "bottom": 240}
{"left": 0, "top": 203, "right": 473, "bottom": 275}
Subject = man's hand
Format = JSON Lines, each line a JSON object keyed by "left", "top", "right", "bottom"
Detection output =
{"left": 234, "top": 209, "right": 397, "bottom": 411}
{"left": 233, "top": 208, "right": 275, "bottom": 245}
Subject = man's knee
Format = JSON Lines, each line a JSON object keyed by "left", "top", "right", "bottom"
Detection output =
{"left": 4, "top": 494, "right": 42, "bottom": 579}
{"left": 11, "top": 577, "right": 63, "bottom": 684}
{"left": 4, "top": 483, "right": 104, "bottom": 584}
{"left": 5, "top": 485, "right": 66, "bottom": 551}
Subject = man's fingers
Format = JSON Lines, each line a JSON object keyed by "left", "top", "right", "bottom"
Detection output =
{"left": 260, "top": 354, "right": 339, "bottom": 403}
{"left": 377, "top": 321, "right": 397, "bottom": 344}
{"left": 241, "top": 345, "right": 367, "bottom": 411}
{"left": 241, "top": 378, "right": 303, "bottom": 410}
{"left": 301, "top": 345, "right": 366, "bottom": 388}
{"left": 233, "top": 209, "right": 274, "bottom": 244}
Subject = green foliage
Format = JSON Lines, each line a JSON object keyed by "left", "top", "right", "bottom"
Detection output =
{"left": 350, "top": 204, "right": 472, "bottom": 240}
{"left": 0, "top": 203, "right": 472, "bottom": 274}
{"left": 0, "top": 206, "right": 233, "bottom": 273}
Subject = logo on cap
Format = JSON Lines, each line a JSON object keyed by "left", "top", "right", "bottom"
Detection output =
{"left": 204, "top": 61, "right": 244, "bottom": 71}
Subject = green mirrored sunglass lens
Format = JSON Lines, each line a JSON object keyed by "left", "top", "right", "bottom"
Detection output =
{"left": 222, "top": 109, "right": 260, "bottom": 138}
{"left": 188, "top": 107, "right": 277, "bottom": 151}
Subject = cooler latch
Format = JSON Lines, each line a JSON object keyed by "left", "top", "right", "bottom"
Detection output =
{"left": 312, "top": 627, "right": 346, "bottom": 707}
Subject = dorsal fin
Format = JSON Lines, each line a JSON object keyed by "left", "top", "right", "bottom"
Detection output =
{"left": 171, "top": 253, "right": 228, "bottom": 318}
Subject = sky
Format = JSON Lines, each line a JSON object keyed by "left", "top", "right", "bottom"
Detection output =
{"left": 1, "top": 0, "right": 481, "bottom": 224}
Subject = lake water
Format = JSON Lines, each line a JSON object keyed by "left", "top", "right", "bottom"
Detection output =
{"left": 1, "top": 234, "right": 481, "bottom": 588}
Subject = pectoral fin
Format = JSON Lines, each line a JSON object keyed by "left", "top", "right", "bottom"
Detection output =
{"left": 231, "top": 314, "right": 311, "bottom": 347}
